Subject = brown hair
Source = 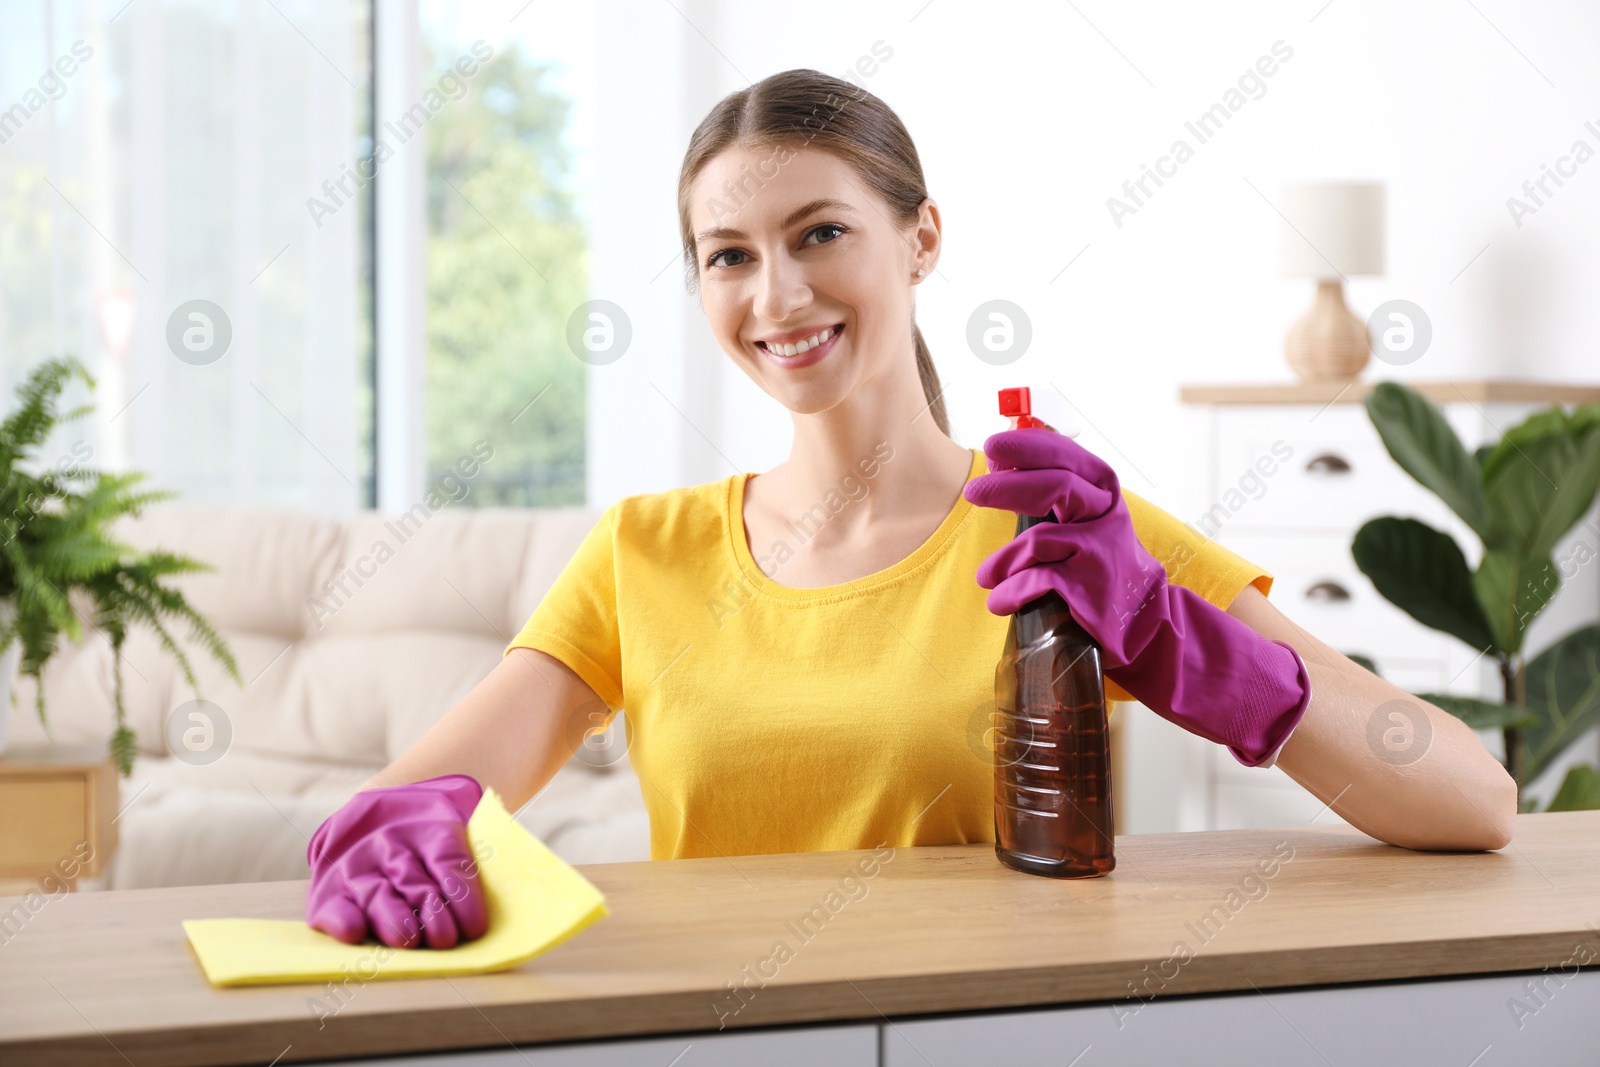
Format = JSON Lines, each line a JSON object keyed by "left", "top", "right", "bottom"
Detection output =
{"left": 676, "top": 68, "right": 950, "bottom": 437}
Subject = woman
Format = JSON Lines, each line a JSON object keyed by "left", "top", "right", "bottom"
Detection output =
{"left": 305, "top": 70, "right": 1517, "bottom": 951}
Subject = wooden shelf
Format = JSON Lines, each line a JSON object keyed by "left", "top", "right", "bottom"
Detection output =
{"left": 1179, "top": 379, "right": 1600, "bottom": 406}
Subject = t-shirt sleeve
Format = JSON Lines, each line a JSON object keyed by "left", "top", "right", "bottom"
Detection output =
{"left": 1103, "top": 488, "right": 1275, "bottom": 704}
{"left": 503, "top": 503, "right": 626, "bottom": 716}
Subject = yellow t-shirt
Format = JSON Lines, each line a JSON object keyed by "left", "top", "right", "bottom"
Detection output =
{"left": 504, "top": 446, "right": 1273, "bottom": 860}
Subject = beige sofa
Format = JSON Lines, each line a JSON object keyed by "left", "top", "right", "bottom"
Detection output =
{"left": 3, "top": 503, "right": 650, "bottom": 890}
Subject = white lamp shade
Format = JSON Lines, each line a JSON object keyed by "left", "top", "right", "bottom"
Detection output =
{"left": 1279, "top": 182, "right": 1386, "bottom": 279}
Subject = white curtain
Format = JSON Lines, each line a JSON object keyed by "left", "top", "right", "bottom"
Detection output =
{"left": 0, "top": 0, "right": 364, "bottom": 514}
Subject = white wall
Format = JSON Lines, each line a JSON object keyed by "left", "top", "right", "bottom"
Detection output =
{"left": 588, "top": 0, "right": 713, "bottom": 504}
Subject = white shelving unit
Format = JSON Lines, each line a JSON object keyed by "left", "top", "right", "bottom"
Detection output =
{"left": 1161, "top": 379, "right": 1600, "bottom": 833}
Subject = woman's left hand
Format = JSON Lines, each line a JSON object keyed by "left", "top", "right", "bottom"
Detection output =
{"left": 961, "top": 428, "right": 1167, "bottom": 665}
{"left": 962, "top": 428, "right": 1312, "bottom": 768}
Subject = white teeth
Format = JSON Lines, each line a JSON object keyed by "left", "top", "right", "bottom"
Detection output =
{"left": 768, "top": 326, "right": 837, "bottom": 358}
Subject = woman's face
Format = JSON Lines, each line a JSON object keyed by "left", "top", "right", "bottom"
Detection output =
{"left": 687, "top": 144, "right": 935, "bottom": 416}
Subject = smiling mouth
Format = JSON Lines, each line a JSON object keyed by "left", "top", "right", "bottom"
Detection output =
{"left": 756, "top": 322, "right": 845, "bottom": 356}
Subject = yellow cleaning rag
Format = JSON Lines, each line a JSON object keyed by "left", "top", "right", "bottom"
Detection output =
{"left": 182, "top": 786, "right": 610, "bottom": 987}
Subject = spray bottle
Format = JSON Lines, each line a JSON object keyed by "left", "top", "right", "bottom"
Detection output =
{"left": 991, "top": 386, "right": 1116, "bottom": 878}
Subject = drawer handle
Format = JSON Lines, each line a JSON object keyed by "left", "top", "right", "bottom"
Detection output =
{"left": 1304, "top": 452, "right": 1352, "bottom": 475}
{"left": 1305, "top": 580, "right": 1351, "bottom": 603}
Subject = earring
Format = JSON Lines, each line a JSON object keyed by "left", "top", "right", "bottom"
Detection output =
{"left": 915, "top": 268, "right": 926, "bottom": 277}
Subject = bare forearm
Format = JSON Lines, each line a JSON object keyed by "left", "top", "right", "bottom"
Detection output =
{"left": 356, "top": 649, "right": 593, "bottom": 810}
{"left": 1274, "top": 658, "right": 1517, "bottom": 850}
{"left": 1227, "top": 584, "right": 1516, "bottom": 851}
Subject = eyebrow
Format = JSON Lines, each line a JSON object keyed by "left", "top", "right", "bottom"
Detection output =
{"left": 694, "top": 198, "right": 857, "bottom": 246}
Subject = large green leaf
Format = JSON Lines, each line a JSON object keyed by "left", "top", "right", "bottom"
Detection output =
{"left": 1521, "top": 624, "right": 1600, "bottom": 786}
{"left": 1480, "top": 406, "right": 1571, "bottom": 484}
{"left": 1472, "top": 549, "right": 1560, "bottom": 654}
{"left": 1544, "top": 764, "right": 1600, "bottom": 812}
{"left": 1479, "top": 402, "right": 1600, "bottom": 484}
{"left": 1572, "top": 403, "right": 1600, "bottom": 436}
{"left": 1413, "top": 692, "right": 1537, "bottom": 730}
{"left": 1364, "top": 382, "right": 1490, "bottom": 540}
{"left": 1482, "top": 426, "right": 1600, "bottom": 560}
{"left": 1352, "top": 517, "right": 1496, "bottom": 652}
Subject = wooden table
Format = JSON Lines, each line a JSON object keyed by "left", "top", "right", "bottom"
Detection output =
{"left": 2, "top": 812, "right": 1597, "bottom": 1066}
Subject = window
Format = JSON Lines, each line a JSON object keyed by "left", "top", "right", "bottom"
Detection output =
{"left": 0, "top": 1, "right": 374, "bottom": 513}
{"left": 415, "top": 2, "right": 593, "bottom": 506}
{"left": 1, "top": 1, "right": 595, "bottom": 515}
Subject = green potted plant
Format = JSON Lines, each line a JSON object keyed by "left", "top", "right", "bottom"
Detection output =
{"left": 1351, "top": 381, "right": 1600, "bottom": 812}
{"left": 0, "top": 357, "right": 241, "bottom": 777}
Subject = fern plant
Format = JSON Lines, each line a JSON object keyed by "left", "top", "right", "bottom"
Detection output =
{"left": 1351, "top": 382, "right": 1600, "bottom": 812}
{"left": 0, "top": 357, "right": 240, "bottom": 776}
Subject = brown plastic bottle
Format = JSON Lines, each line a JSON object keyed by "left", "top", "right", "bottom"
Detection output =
{"left": 991, "top": 387, "right": 1115, "bottom": 878}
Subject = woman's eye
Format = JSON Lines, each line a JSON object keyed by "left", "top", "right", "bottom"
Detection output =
{"left": 804, "top": 223, "right": 846, "bottom": 245}
{"left": 706, "top": 224, "right": 846, "bottom": 270}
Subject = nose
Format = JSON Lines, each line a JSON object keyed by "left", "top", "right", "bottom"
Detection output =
{"left": 753, "top": 249, "right": 811, "bottom": 324}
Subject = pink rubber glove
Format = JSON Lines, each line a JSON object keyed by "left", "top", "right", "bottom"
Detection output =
{"left": 306, "top": 773, "right": 490, "bottom": 948}
{"left": 963, "top": 429, "right": 1312, "bottom": 768}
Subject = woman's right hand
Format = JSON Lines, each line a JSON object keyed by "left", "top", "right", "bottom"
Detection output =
{"left": 305, "top": 773, "right": 490, "bottom": 949}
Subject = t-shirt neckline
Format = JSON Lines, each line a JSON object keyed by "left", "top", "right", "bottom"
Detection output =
{"left": 725, "top": 447, "right": 986, "bottom": 602}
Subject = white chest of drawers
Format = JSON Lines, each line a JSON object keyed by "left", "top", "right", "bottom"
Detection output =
{"left": 1164, "top": 379, "right": 1600, "bottom": 833}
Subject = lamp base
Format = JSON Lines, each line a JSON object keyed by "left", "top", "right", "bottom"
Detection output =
{"left": 1285, "top": 280, "right": 1370, "bottom": 382}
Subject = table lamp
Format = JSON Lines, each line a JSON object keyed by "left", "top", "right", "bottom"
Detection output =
{"left": 1279, "top": 181, "right": 1385, "bottom": 381}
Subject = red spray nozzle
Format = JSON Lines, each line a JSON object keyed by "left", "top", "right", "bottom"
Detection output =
{"left": 997, "top": 386, "right": 1079, "bottom": 436}
{"left": 999, "top": 387, "right": 1051, "bottom": 431}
